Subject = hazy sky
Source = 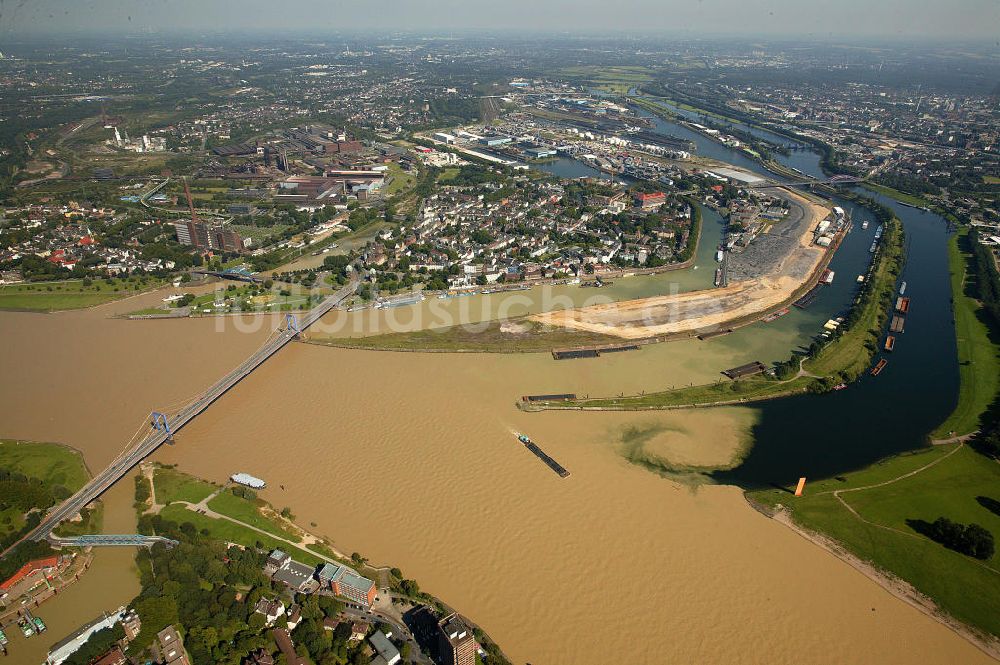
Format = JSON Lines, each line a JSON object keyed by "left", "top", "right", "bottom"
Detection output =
{"left": 1, "top": 0, "right": 998, "bottom": 40}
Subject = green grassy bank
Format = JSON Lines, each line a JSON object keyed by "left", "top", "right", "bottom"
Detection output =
{"left": 749, "top": 443, "right": 1000, "bottom": 639}
{"left": 931, "top": 230, "right": 1000, "bottom": 439}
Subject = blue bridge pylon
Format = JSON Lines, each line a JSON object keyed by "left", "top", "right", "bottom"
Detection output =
{"left": 150, "top": 411, "right": 173, "bottom": 442}
{"left": 285, "top": 313, "right": 302, "bottom": 337}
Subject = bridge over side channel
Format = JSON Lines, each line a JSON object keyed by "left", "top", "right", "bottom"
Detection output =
{"left": 14, "top": 282, "right": 357, "bottom": 547}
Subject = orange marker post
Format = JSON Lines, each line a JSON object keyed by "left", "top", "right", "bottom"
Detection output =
{"left": 794, "top": 477, "right": 807, "bottom": 497}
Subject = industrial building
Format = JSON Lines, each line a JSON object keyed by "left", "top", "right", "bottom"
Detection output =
{"left": 478, "top": 136, "right": 512, "bottom": 147}
{"left": 525, "top": 147, "right": 556, "bottom": 159}
{"left": 633, "top": 191, "right": 666, "bottom": 211}
{"left": 369, "top": 631, "right": 401, "bottom": 665}
{"left": 276, "top": 172, "right": 384, "bottom": 202}
{"left": 46, "top": 608, "right": 128, "bottom": 665}
{"left": 173, "top": 220, "right": 249, "bottom": 254}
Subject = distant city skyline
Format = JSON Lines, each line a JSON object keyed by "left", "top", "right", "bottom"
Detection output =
{"left": 2, "top": 0, "right": 999, "bottom": 41}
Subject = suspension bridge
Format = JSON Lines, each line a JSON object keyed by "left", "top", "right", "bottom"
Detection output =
{"left": 8, "top": 280, "right": 358, "bottom": 550}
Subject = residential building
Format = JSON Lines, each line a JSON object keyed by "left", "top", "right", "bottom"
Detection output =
{"left": 152, "top": 626, "right": 190, "bottom": 665}
{"left": 121, "top": 608, "right": 142, "bottom": 641}
{"left": 254, "top": 598, "right": 286, "bottom": 627}
{"left": 271, "top": 629, "right": 308, "bottom": 665}
{"left": 349, "top": 621, "right": 369, "bottom": 642}
{"left": 437, "top": 613, "right": 477, "bottom": 665}
{"left": 245, "top": 648, "right": 275, "bottom": 665}
{"left": 92, "top": 647, "right": 127, "bottom": 665}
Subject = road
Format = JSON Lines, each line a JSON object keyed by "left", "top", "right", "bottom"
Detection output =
{"left": 12, "top": 281, "right": 357, "bottom": 548}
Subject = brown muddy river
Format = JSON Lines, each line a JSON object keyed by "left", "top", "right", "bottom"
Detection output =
{"left": 0, "top": 288, "right": 992, "bottom": 664}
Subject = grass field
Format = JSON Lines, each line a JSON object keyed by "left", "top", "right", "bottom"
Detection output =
{"left": 207, "top": 490, "right": 299, "bottom": 539}
{"left": 0, "top": 278, "right": 161, "bottom": 311}
{"left": 931, "top": 230, "right": 1000, "bottom": 438}
{"left": 158, "top": 504, "right": 325, "bottom": 566}
{"left": 862, "top": 182, "right": 934, "bottom": 208}
{"left": 153, "top": 466, "right": 217, "bottom": 505}
{"left": 0, "top": 440, "right": 90, "bottom": 491}
{"left": 438, "top": 167, "right": 461, "bottom": 182}
{"left": 0, "top": 440, "right": 93, "bottom": 539}
{"left": 384, "top": 162, "right": 416, "bottom": 196}
{"left": 749, "top": 443, "right": 1000, "bottom": 638}
{"left": 313, "top": 318, "right": 624, "bottom": 353}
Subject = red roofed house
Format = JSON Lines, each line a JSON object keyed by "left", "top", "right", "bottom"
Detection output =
{"left": 0, "top": 556, "right": 61, "bottom": 598}
{"left": 633, "top": 191, "right": 666, "bottom": 211}
{"left": 79, "top": 235, "right": 95, "bottom": 246}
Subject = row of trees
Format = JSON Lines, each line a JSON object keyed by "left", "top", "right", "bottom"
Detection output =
{"left": 969, "top": 228, "right": 1000, "bottom": 325}
{"left": 924, "top": 517, "right": 995, "bottom": 560}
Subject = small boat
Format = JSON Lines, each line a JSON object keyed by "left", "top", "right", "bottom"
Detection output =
{"left": 0, "top": 628, "right": 8, "bottom": 645}
{"left": 762, "top": 307, "right": 789, "bottom": 322}
{"left": 822, "top": 269, "right": 835, "bottom": 285}
{"left": 856, "top": 274, "right": 865, "bottom": 283}
{"left": 32, "top": 616, "right": 46, "bottom": 633}
{"left": 832, "top": 383, "right": 847, "bottom": 391}
{"left": 871, "top": 358, "right": 888, "bottom": 376}
{"left": 899, "top": 281, "right": 907, "bottom": 295}
{"left": 884, "top": 335, "right": 895, "bottom": 352}
{"left": 861, "top": 220, "right": 869, "bottom": 230}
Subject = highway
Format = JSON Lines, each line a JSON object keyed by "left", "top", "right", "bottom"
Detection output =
{"left": 18, "top": 281, "right": 357, "bottom": 545}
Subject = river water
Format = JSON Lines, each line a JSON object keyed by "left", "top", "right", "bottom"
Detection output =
{"left": 0, "top": 108, "right": 981, "bottom": 664}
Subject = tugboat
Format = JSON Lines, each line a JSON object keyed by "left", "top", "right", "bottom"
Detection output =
{"left": 17, "top": 617, "right": 33, "bottom": 638}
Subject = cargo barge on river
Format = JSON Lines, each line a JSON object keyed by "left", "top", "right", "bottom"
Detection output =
{"left": 515, "top": 433, "right": 570, "bottom": 478}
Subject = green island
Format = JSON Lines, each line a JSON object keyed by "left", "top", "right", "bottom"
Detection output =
{"left": 310, "top": 318, "right": 624, "bottom": 353}
{"left": 0, "top": 276, "right": 163, "bottom": 312}
{"left": 930, "top": 228, "right": 1000, "bottom": 439}
{"left": 0, "top": 440, "right": 101, "bottom": 580}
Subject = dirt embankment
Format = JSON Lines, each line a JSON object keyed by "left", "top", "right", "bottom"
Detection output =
{"left": 531, "top": 190, "right": 832, "bottom": 339}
